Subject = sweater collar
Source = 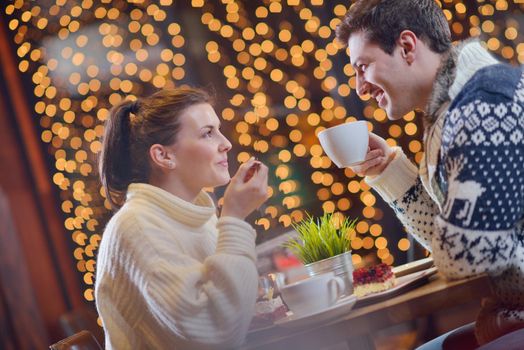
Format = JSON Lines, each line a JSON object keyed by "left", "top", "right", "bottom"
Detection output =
{"left": 126, "top": 183, "right": 216, "bottom": 228}
{"left": 425, "top": 40, "right": 498, "bottom": 122}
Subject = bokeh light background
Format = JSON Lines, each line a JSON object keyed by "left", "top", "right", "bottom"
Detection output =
{"left": 2, "top": 0, "right": 523, "bottom": 303}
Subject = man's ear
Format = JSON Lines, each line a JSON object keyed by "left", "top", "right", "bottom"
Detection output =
{"left": 149, "top": 144, "right": 176, "bottom": 170}
{"left": 398, "top": 30, "right": 417, "bottom": 65}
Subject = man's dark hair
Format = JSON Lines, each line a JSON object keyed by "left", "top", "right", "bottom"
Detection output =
{"left": 336, "top": 0, "right": 452, "bottom": 54}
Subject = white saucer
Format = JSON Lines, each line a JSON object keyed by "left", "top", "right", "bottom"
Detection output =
{"left": 274, "top": 294, "right": 357, "bottom": 329}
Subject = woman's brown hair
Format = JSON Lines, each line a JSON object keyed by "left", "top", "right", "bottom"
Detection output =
{"left": 99, "top": 87, "right": 212, "bottom": 210}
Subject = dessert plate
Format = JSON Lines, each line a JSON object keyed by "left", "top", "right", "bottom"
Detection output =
{"left": 274, "top": 294, "right": 357, "bottom": 329}
{"left": 356, "top": 267, "right": 438, "bottom": 306}
{"left": 392, "top": 257, "right": 434, "bottom": 277}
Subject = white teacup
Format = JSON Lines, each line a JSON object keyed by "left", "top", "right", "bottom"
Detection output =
{"left": 318, "top": 121, "right": 369, "bottom": 168}
{"left": 279, "top": 272, "right": 345, "bottom": 316}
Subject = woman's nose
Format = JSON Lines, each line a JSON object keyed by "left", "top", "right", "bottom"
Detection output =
{"left": 220, "top": 134, "right": 232, "bottom": 152}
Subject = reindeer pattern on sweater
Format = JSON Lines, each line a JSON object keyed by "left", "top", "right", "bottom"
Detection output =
{"left": 366, "top": 41, "right": 524, "bottom": 343}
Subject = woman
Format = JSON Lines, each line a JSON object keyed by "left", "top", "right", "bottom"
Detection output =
{"left": 95, "top": 87, "right": 268, "bottom": 349}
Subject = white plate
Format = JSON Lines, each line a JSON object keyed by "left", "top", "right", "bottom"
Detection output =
{"left": 356, "top": 267, "right": 438, "bottom": 305}
{"left": 274, "top": 294, "right": 358, "bottom": 329}
{"left": 392, "top": 257, "right": 434, "bottom": 277}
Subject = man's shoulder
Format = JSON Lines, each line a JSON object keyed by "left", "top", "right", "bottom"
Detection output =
{"left": 441, "top": 65, "right": 524, "bottom": 155}
{"left": 454, "top": 63, "right": 523, "bottom": 105}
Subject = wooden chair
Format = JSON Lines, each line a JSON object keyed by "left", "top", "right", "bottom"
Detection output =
{"left": 59, "top": 307, "right": 104, "bottom": 346}
{"left": 49, "top": 330, "right": 102, "bottom": 350}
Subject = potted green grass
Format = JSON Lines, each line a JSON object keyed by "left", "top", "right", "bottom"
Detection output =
{"left": 284, "top": 212, "right": 357, "bottom": 295}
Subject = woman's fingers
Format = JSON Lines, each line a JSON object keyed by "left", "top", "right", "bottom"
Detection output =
{"left": 233, "top": 157, "right": 256, "bottom": 182}
{"left": 222, "top": 160, "right": 269, "bottom": 219}
{"left": 250, "top": 163, "right": 269, "bottom": 193}
{"left": 243, "top": 161, "right": 261, "bottom": 183}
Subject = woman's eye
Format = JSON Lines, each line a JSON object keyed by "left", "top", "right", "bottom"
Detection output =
{"left": 204, "top": 130, "right": 213, "bottom": 138}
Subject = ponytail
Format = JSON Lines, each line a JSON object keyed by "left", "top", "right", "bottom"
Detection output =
{"left": 99, "top": 99, "right": 136, "bottom": 210}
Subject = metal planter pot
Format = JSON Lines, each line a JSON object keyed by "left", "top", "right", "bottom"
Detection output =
{"left": 304, "top": 251, "right": 354, "bottom": 296}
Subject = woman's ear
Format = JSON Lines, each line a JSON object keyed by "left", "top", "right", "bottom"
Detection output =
{"left": 149, "top": 144, "right": 176, "bottom": 170}
{"left": 398, "top": 30, "right": 417, "bottom": 65}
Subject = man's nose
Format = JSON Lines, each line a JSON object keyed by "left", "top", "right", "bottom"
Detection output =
{"left": 356, "top": 75, "right": 370, "bottom": 97}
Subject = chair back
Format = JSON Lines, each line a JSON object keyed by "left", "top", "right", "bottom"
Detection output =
{"left": 477, "top": 327, "right": 524, "bottom": 350}
{"left": 49, "top": 330, "right": 102, "bottom": 350}
{"left": 59, "top": 307, "right": 104, "bottom": 345}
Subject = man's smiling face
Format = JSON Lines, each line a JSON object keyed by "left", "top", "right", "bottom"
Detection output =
{"left": 348, "top": 30, "right": 417, "bottom": 120}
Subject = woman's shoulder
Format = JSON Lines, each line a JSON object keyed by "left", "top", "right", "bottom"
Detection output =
{"left": 108, "top": 202, "right": 141, "bottom": 225}
{"left": 102, "top": 204, "right": 148, "bottom": 244}
{"left": 104, "top": 201, "right": 196, "bottom": 247}
{"left": 99, "top": 206, "right": 172, "bottom": 268}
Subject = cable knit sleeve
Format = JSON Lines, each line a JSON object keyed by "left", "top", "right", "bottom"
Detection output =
{"left": 365, "top": 147, "right": 440, "bottom": 251}
{"left": 97, "top": 214, "right": 258, "bottom": 349}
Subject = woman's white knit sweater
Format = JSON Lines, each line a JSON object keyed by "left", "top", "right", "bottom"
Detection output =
{"left": 95, "top": 183, "right": 258, "bottom": 349}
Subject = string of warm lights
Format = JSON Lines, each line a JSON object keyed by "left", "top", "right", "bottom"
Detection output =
{"left": 197, "top": 1, "right": 372, "bottom": 265}
{"left": 5, "top": 0, "right": 188, "bottom": 303}
{"left": 3, "top": 0, "right": 523, "bottom": 303}
{"left": 191, "top": 0, "right": 523, "bottom": 268}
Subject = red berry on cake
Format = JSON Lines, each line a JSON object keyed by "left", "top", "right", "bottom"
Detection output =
{"left": 352, "top": 263, "right": 396, "bottom": 297}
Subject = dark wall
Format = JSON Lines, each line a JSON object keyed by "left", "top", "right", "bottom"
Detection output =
{"left": 0, "top": 22, "right": 85, "bottom": 348}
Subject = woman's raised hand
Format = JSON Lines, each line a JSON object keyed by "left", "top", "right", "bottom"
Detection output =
{"left": 221, "top": 158, "right": 269, "bottom": 220}
{"left": 349, "top": 132, "right": 395, "bottom": 177}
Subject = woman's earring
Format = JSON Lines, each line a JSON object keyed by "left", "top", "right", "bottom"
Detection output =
{"left": 168, "top": 161, "right": 174, "bottom": 169}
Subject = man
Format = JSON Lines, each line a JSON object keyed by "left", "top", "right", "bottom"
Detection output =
{"left": 336, "top": 0, "right": 524, "bottom": 347}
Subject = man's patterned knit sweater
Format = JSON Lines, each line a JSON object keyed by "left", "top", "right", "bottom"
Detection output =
{"left": 366, "top": 41, "right": 524, "bottom": 344}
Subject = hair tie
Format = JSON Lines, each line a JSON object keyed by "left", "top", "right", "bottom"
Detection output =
{"left": 129, "top": 100, "right": 140, "bottom": 115}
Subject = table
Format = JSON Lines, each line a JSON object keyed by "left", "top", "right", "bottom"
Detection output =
{"left": 243, "top": 272, "right": 493, "bottom": 350}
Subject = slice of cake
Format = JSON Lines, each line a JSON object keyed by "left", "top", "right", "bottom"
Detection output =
{"left": 250, "top": 288, "right": 288, "bottom": 329}
{"left": 352, "top": 263, "right": 396, "bottom": 297}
